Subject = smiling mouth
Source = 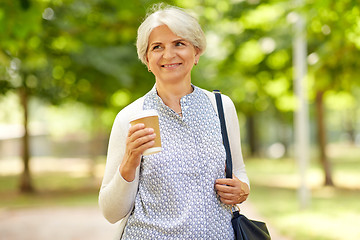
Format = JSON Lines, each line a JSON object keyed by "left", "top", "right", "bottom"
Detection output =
{"left": 161, "top": 63, "right": 182, "bottom": 68}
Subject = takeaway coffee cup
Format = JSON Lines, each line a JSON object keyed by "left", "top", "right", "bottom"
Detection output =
{"left": 129, "top": 110, "right": 162, "bottom": 155}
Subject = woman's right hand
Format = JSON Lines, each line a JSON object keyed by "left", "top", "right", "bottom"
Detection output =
{"left": 119, "top": 123, "right": 156, "bottom": 181}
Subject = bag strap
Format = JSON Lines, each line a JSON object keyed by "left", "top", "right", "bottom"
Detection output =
{"left": 213, "top": 90, "right": 233, "bottom": 179}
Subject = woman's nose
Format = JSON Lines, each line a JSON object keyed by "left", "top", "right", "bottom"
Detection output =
{"left": 163, "top": 46, "right": 175, "bottom": 59}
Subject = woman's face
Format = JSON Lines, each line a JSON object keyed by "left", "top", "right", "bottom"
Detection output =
{"left": 146, "top": 25, "right": 200, "bottom": 84}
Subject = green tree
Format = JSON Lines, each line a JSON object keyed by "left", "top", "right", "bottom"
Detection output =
{"left": 0, "top": 0, "right": 162, "bottom": 192}
{"left": 0, "top": 0, "right": 54, "bottom": 192}
{"left": 179, "top": 0, "right": 360, "bottom": 186}
{"left": 306, "top": 0, "right": 360, "bottom": 185}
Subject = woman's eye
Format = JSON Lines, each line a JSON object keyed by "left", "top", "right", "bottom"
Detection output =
{"left": 152, "top": 45, "right": 161, "bottom": 50}
{"left": 176, "top": 42, "right": 185, "bottom": 46}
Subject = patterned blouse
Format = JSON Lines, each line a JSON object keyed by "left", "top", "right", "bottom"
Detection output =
{"left": 121, "top": 86, "right": 234, "bottom": 239}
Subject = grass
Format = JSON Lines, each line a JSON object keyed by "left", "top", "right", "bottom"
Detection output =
{"left": 0, "top": 173, "right": 101, "bottom": 209}
{"left": 245, "top": 144, "right": 360, "bottom": 240}
{"left": 0, "top": 156, "right": 107, "bottom": 208}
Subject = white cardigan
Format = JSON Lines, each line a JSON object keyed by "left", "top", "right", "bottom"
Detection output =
{"left": 98, "top": 88, "right": 249, "bottom": 239}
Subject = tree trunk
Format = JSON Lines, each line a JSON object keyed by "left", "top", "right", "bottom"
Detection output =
{"left": 345, "top": 108, "right": 356, "bottom": 145}
{"left": 277, "top": 112, "right": 291, "bottom": 158}
{"left": 246, "top": 115, "right": 258, "bottom": 157}
{"left": 19, "top": 87, "right": 35, "bottom": 193}
{"left": 315, "top": 90, "right": 334, "bottom": 186}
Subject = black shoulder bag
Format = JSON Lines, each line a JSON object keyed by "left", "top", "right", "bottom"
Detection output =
{"left": 213, "top": 90, "right": 271, "bottom": 240}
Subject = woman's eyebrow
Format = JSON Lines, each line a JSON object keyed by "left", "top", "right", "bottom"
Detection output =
{"left": 149, "top": 42, "right": 162, "bottom": 46}
{"left": 173, "top": 38, "right": 186, "bottom": 42}
{"left": 150, "top": 38, "right": 186, "bottom": 46}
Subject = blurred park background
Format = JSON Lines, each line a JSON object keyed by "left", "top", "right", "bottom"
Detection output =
{"left": 1, "top": 0, "right": 360, "bottom": 239}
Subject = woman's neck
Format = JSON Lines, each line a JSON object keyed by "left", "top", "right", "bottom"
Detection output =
{"left": 155, "top": 81, "right": 193, "bottom": 113}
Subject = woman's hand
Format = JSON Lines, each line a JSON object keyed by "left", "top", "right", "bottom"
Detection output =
{"left": 119, "top": 123, "right": 156, "bottom": 182}
{"left": 215, "top": 175, "right": 250, "bottom": 205}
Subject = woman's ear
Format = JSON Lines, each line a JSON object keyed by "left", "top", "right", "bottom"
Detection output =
{"left": 194, "top": 47, "right": 201, "bottom": 65}
{"left": 195, "top": 47, "right": 201, "bottom": 57}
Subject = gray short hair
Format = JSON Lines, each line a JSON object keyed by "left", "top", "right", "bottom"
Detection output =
{"left": 136, "top": 4, "right": 207, "bottom": 65}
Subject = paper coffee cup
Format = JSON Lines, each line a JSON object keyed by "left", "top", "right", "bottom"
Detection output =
{"left": 129, "top": 110, "right": 162, "bottom": 155}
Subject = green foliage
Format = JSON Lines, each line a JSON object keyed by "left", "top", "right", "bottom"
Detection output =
{"left": 306, "top": 0, "right": 360, "bottom": 93}
{"left": 0, "top": 0, "right": 163, "bottom": 107}
{"left": 1, "top": 0, "right": 359, "bottom": 150}
{"left": 1, "top": 0, "right": 359, "bottom": 111}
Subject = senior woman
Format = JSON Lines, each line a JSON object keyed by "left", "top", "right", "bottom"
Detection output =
{"left": 99, "top": 4, "right": 250, "bottom": 240}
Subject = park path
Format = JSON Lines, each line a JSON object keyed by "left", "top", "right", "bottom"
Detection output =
{"left": 0, "top": 201, "right": 290, "bottom": 240}
{"left": 0, "top": 206, "right": 117, "bottom": 240}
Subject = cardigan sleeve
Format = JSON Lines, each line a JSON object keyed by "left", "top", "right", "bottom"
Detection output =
{"left": 98, "top": 98, "right": 144, "bottom": 224}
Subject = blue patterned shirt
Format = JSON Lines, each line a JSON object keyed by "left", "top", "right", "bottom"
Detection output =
{"left": 121, "top": 85, "right": 234, "bottom": 240}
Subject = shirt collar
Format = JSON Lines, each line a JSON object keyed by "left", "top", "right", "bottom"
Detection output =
{"left": 148, "top": 84, "right": 199, "bottom": 102}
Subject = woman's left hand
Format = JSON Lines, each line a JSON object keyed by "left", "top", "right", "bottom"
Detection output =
{"left": 215, "top": 175, "right": 250, "bottom": 205}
